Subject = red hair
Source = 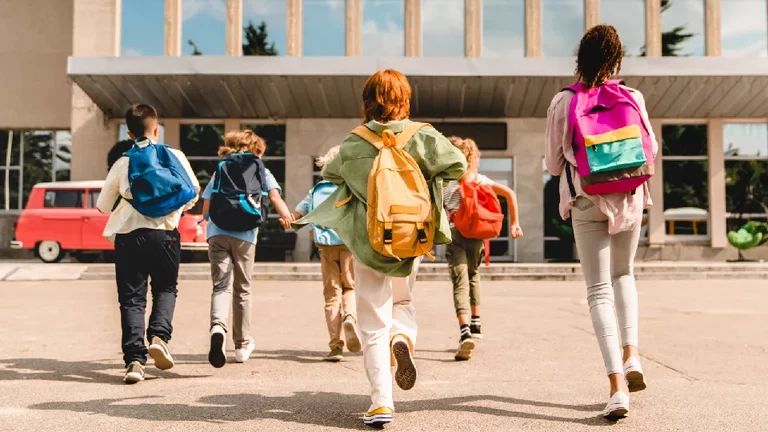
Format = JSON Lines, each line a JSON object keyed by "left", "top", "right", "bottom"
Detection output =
{"left": 362, "top": 69, "right": 412, "bottom": 123}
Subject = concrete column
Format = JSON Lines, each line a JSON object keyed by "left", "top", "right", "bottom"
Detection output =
{"left": 645, "top": 0, "right": 661, "bottom": 56}
{"left": 525, "top": 0, "right": 542, "bottom": 57}
{"left": 705, "top": 0, "right": 721, "bottom": 56}
{"left": 224, "top": 119, "right": 240, "bottom": 133}
{"left": 226, "top": 0, "right": 243, "bottom": 56}
{"left": 164, "top": 119, "right": 181, "bottom": 149}
{"left": 465, "top": 0, "right": 481, "bottom": 57}
{"left": 404, "top": 0, "right": 421, "bottom": 57}
{"left": 286, "top": 0, "right": 303, "bottom": 56}
{"left": 165, "top": 0, "right": 182, "bottom": 56}
{"left": 648, "top": 119, "right": 665, "bottom": 245}
{"left": 507, "top": 119, "right": 545, "bottom": 262}
{"left": 71, "top": 0, "right": 121, "bottom": 181}
{"left": 584, "top": 0, "right": 599, "bottom": 29}
{"left": 708, "top": 119, "right": 726, "bottom": 248}
{"left": 346, "top": 0, "right": 362, "bottom": 56}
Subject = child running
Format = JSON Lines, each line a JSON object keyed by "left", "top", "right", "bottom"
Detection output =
{"left": 293, "top": 69, "right": 466, "bottom": 428}
{"left": 97, "top": 104, "right": 199, "bottom": 384}
{"left": 442, "top": 136, "right": 523, "bottom": 361}
{"left": 202, "top": 130, "right": 294, "bottom": 368}
{"left": 285, "top": 146, "right": 361, "bottom": 362}
{"left": 545, "top": 25, "right": 656, "bottom": 420}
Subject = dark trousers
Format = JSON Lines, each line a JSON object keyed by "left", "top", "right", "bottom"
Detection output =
{"left": 115, "top": 228, "right": 181, "bottom": 366}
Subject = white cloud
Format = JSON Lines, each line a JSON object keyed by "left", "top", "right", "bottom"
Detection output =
{"left": 422, "top": 0, "right": 464, "bottom": 56}
{"left": 122, "top": 47, "right": 144, "bottom": 56}
{"left": 183, "top": 0, "right": 226, "bottom": 22}
{"left": 721, "top": 0, "right": 768, "bottom": 56}
{"left": 363, "top": 17, "right": 405, "bottom": 56}
{"left": 243, "top": 0, "right": 288, "bottom": 19}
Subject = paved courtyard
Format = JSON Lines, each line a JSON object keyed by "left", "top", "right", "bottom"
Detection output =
{"left": 0, "top": 277, "right": 766, "bottom": 431}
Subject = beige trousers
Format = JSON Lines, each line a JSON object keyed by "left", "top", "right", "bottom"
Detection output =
{"left": 319, "top": 245, "right": 356, "bottom": 349}
{"left": 355, "top": 258, "right": 421, "bottom": 411}
{"left": 208, "top": 235, "right": 255, "bottom": 347}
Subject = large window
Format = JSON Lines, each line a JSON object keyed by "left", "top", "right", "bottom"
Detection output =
{"left": 121, "top": 0, "right": 164, "bottom": 56}
{"left": 601, "top": 0, "right": 646, "bottom": 56}
{"left": 724, "top": 123, "right": 768, "bottom": 232}
{"left": 0, "top": 130, "right": 71, "bottom": 211}
{"left": 363, "top": 0, "right": 405, "bottom": 56}
{"left": 243, "top": 0, "right": 286, "bottom": 56}
{"left": 542, "top": 0, "right": 583, "bottom": 56}
{"left": 661, "top": 0, "right": 705, "bottom": 56}
{"left": 722, "top": 0, "right": 768, "bottom": 57}
{"left": 180, "top": 124, "right": 225, "bottom": 189}
{"left": 304, "top": 0, "right": 345, "bottom": 56}
{"left": 423, "top": 0, "right": 464, "bottom": 57}
{"left": 183, "top": 0, "right": 226, "bottom": 55}
{"left": 662, "top": 124, "right": 709, "bottom": 237}
{"left": 118, "top": 124, "right": 165, "bottom": 143}
{"left": 482, "top": 0, "right": 524, "bottom": 57}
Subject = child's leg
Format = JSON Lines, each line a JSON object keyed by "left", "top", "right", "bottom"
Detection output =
{"left": 446, "top": 234, "right": 471, "bottom": 325}
{"left": 115, "top": 232, "right": 151, "bottom": 366}
{"left": 467, "top": 239, "right": 483, "bottom": 317}
{"left": 391, "top": 258, "right": 420, "bottom": 346}
{"left": 354, "top": 260, "right": 394, "bottom": 411}
{"left": 231, "top": 238, "right": 256, "bottom": 346}
{"left": 209, "top": 236, "right": 235, "bottom": 332}
{"left": 320, "top": 246, "right": 344, "bottom": 350}
{"left": 339, "top": 247, "right": 356, "bottom": 318}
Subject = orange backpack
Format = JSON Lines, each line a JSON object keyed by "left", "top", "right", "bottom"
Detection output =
{"left": 451, "top": 180, "right": 504, "bottom": 265}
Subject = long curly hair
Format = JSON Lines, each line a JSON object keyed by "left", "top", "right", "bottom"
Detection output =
{"left": 218, "top": 129, "right": 267, "bottom": 158}
{"left": 576, "top": 25, "right": 623, "bottom": 88}
{"left": 448, "top": 136, "right": 480, "bottom": 175}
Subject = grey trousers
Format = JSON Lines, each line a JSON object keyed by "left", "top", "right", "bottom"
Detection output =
{"left": 208, "top": 235, "right": 256, "bottom": 347}
{"left": 572, "top": 197, "right": 641, "bottom": 376}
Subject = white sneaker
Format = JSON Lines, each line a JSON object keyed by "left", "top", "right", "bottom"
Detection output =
{"left": 624, "top": 357, "right": 647, "bottom": 392}
{"left": 602, "top": 392, "right": 629, "bottom": 420}
{"left": 234, "top": 337, "right": 255, "bottom": 363}
{"left": 208, "top": 324, "right": 227, "bottom": 368}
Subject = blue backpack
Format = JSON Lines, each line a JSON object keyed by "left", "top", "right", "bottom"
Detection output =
{"left": 125, "top": 140, "right": 197, "bottom": 218}
{"left": 310, "top": 181, "right": 343, "bottom": 246}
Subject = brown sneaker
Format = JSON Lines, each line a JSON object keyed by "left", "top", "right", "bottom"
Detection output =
{"left": 123, "top": 361, "right": 145, "bottom": 384}
{"left": 148, "top": 336, "right": 175, "bottom": 371}
{"left": 342, "top": 314, "right": 362, "bottom": 353}
{"left": 392, "top": 335, "right": 416, "bottom": 390}
{"left": 324, "top": 347, "right": 344, "bottom": 362}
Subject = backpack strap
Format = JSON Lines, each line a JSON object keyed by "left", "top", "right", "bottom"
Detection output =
{"left": 351, "top": 122, "right": 430, "bottom": 150}
{"left": 351, "top": 126, "right": 384, "bottom": 150}
{"left": 394, "top": 122, "right": 430, "bottom": 149}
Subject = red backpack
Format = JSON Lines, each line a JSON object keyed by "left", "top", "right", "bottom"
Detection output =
{"left": 451, "top": 180, "right": 504, "bottom": 266}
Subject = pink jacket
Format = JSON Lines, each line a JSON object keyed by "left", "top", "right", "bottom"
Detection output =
{"left": 544, "top": 86, "right": 659, "bottom": 234}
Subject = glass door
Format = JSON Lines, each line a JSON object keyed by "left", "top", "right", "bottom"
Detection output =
{"left": 479, "top": 158, "right": 516, "bottom": 262}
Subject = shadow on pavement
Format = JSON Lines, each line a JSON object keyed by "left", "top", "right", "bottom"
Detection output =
{"left": 174, "top": 350, "right": 363, "bottom": 365}
{"left": 0, "top": 358, "right": 207, "bottom": 385}
{"left": 29, "top": 392, "right": 608, "bottom": 429}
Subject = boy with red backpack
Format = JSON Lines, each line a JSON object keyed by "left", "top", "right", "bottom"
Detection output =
{"left": 443, "top": 136, "right": 523, "bottom": 361}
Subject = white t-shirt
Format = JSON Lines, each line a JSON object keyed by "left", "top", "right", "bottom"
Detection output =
{"left": 442, "top": 174, "right": 495, "bottom": 215}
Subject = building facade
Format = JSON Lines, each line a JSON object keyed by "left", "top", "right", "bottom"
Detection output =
{"left": 2, "top": 0, "right": 768, "bottom": 262}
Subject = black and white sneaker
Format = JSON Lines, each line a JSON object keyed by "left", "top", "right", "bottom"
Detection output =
{"left": 208, "top": 324, "right": 227, "bottom": 368}
{"left": 470, "top": 316, "right": 483, "bottom": 339}
{"left": 455, "top": 326, "right": 475, "bottom": 361}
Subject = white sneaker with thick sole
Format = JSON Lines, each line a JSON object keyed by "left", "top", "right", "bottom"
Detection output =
{"left": 208, "top": 325, "right": 227, "bottom": 368}
{"left": 234, "top": 337, "right": 255, "bottom": 363}
{"left": 624, "top": 357, "right": 647, "bottom": 392}
{"left": 392, "top": 335, "right": 417, "bottom": 391}
{"left": 602, "top": 392, "right": 629, "bottom": 421}
{"left": 343, "top": 316, "right": 362, "bottom": 353}
{"left": 148, "top": 336, "right": 174, "bottom": 371}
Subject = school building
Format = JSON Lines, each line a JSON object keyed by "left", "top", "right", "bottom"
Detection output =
{"left": 2, "top": 0, "right": 768, "bottom": 262}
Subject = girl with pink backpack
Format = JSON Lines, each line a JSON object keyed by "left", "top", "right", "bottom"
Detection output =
{"left": 545, "top": 25, "right": 658, "bottom": 421}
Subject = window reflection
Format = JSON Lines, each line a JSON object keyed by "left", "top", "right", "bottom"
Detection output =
{"left": 363, "top": 0, "right": 405, "bottom": 56}
{"left": 182, "top": 0, "right": 226, "bottom": 55}
{"left": 662, "top": 124, "right": 709, "bottom": 236}
{"left": 542, "top": 0, "right": 584, "bottom": 56}
{"left": 304, "top": 0, "right": 345, "bottom": 56}
{"left": 482, "top": 0, "right": 524, "bottom": 57}
{"left": 722, "top": 0, "right": 768, "bottom": 57}
{"left": 661, "top": 0, "right": 705, "bottom": 56}
{"left": 601, "top": 0, "right": 645, "bottom": 56}
{"left": 423, "top": 0, "right": 464, "bottom": 57}
{"left": 121, "top": 0, "right": 164, "bottom": 56}
{"left": 243, "top": 0, "right": 286, "bottom": 56}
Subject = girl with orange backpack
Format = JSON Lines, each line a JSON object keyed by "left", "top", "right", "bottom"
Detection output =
{"left": 443, "top": 136, "right": 523, "bottom": 361}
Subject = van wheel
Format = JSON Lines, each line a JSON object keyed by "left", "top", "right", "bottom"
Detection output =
{"left": 72, "top": 252, "right": 101, "bottom": 263}
{"left": 37, "top": 241, "right": 65, "bottom": 263}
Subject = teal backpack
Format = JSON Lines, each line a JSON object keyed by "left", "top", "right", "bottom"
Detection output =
{"left": 310, "top": 181, "right": 343, "bottom": 246}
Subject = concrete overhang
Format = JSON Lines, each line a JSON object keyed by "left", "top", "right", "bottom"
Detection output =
{"left": 67, "top": 56, "right": 768, "bottom": 119}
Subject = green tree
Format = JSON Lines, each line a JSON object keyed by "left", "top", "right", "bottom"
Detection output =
{"left": 243, "top": 20, "right": 278, "bottom": 56}
{"left": 188, "top": 40, "right": 203, "bottom": 55}
{"left": 641, "top": 0, "right": 696, "bottom": 57}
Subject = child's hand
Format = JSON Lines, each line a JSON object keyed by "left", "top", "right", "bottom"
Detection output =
{"left": 279, "top": 217, "right": 292, "bottom": 230}
{"left": 291, "top": 211, "right": 303, "bottom": 221}
{"left": 510, "top": 224, "right": 524, "bottom": 239}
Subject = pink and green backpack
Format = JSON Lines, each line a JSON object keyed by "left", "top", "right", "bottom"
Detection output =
{"left": 564, "top": 80, "right": 654, "bottom": 195}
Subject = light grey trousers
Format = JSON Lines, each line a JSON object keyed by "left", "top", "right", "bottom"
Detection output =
{"left": 571, "top": 197, "right": 641, "bottom": 376}
{"left": 208, "top": 235, "right": 256, "bottom": 347}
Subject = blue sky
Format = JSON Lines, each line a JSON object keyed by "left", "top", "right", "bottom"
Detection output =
{"left": 120, "top": 0, "right": 768, "bottom": 58}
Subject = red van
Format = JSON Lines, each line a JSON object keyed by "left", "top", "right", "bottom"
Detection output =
{"left": 11, "top": 181, "right": 207, "bottom": 263}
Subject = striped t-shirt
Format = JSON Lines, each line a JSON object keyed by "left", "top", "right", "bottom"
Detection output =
{"left": 442, "top": 174, "right": 495, "bottom": 215}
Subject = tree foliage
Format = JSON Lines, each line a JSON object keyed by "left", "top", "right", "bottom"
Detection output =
{"left": 243, "top": 20, "right": 278, "bottom": 56}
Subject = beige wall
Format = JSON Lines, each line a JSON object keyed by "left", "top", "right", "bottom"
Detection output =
{"left": 71, "top": 0, "right": 120, "bottom": 181}
{"left": 0, "top": 0, "right": 74, "bottom": 129}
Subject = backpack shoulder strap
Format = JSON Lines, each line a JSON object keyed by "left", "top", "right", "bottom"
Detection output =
{"left": 395, "top": 122, "right": 430, "bottom": 149}
{"left": 351, "top": 126, "right": 384, "bottom": 150}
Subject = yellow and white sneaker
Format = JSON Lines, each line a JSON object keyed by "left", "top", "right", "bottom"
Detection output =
{"left": 363, "top": 406, "right": 393, "bottom": 428}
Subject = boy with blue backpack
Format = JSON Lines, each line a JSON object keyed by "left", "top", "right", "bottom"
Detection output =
{"left": 97, "top": 104, "right": 200, "bottom": 384}
{"left": 288, "top": 146, "right": 361, "bottom": 362}
{"left": 203, "top": 130, "right": 294, "bottom": 368}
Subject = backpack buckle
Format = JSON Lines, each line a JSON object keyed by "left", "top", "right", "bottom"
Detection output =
{"left": 417, "top": 229, "right": 428, "bottom": 244}
{"left": 383, "top": 229, "right": 393, "bottom": 245}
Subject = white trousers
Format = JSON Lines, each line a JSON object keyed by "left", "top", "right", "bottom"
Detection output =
{"left": 354, "top": 258, "right": 421, "bottom": 411}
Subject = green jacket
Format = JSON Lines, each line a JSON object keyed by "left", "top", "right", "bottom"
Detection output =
{"left": 293, "top": 119, "right": 467, "bottom": 277}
